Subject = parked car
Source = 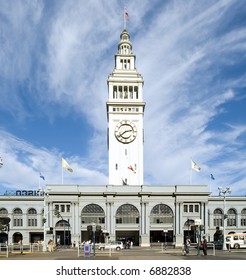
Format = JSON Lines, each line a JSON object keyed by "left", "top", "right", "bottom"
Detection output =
{"left": 98, "top": 241, "right": 124, "bottom": 251}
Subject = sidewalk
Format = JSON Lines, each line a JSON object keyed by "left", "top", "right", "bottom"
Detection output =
{"left": 1, "top": 246, "right": 245, "bottom": 260}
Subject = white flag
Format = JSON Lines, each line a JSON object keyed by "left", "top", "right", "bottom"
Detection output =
{"left": 62, "top": 158, "right": 73, "bottom": 172}
{"left": 191, "top": 159, "right": 201, "bottom": 172}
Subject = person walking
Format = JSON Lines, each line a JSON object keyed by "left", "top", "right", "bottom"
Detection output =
{"left": 184, "top": 237, "right": 191, "bottom": 255}
{"left": 202, "top": 236, "right": 207, "bottom": 255}
{"left": 48, "top": 239, "right": 54, "bottom": 252}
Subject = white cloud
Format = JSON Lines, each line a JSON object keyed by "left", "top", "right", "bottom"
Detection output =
{"left": 0, "top": 130, "right": 107, "bottom": 191}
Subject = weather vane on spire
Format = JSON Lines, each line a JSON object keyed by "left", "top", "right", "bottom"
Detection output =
{"left": 124, "top": 7, "right": 129, "bottom": 29}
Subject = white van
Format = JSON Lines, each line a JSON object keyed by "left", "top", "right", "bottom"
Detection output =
{"left": 226, "top": 233, "right": 246, "bottom": 249}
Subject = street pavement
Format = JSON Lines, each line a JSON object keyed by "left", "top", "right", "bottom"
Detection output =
{"left": 1, "top": 246, "right": 246, "bottom": 260}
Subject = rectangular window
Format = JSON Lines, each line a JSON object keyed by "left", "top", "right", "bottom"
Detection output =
{"left": 189, "top": 205, "right": 193, "bottom": 212}
{"left": 61, "top": 205, "right": 65, "bottom": 212}
{"left": 66, "top": 205, "right": 70, "bottom": 213}
{"left": 28, "top": 219, "right": 37, "bottom": 227}
{"left": 195, "top": 205, "right": 199, "bottom": 212}
{"left": 184, "top": 205, "right": 188, "bottom": 212}
{"left": 14, "top": 219, "right": 23, "bottom": 227}
{"left": 241, "top": 219, "right": 246, "bottom": 226}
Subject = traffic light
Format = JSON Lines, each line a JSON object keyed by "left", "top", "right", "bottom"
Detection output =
{"left": 200, "top": 225, "right": 205, "bottom": 231}
{"left": 0, "top": 224, "right": 9, "bottom": 232}
{"left": 87, "top": 225, "right": 92, "bottom": 231}
{"left": 96, "top": 225, "right": 101, "bottom": 232}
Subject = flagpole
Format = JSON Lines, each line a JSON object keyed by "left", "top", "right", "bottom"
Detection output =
{"left": 190, "top": 158, "right": 192, "bottom": 185}
{"left": 62, "top": 159, "right": 64, "bottom": 184}
{"left": 190, "top": 169, "right": 192, "bottom": 185}
{"left": 209, "top": 175, "right": 211, "bottom": 193}
{"left": 124, "top": 7, "right": 126, "bottom": 29}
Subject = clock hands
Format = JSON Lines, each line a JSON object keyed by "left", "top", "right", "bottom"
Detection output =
{"left": 119, "top": 129, "right": 133, "bottom": 138}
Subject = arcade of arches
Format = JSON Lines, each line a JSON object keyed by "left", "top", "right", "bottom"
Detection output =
{"left": 80, "top": 203, "right": 174, "bottom": 245}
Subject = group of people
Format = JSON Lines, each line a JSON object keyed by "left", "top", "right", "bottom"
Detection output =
{"left": 124, "top": 240, "right": 133, "bottom": 249}
{"left": 184, "top": 236, "right": 207, "bottom": 256}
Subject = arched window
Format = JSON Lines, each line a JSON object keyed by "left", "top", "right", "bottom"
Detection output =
{"left": 13, "top": 208, "right": 23, "bottom": 227}
{"left": 0, "top": 208, "right": 8, "bottom": 216}
{"left": 227, "top": 208, "right": 237, "bottom": 226}
{"left": 27, "top": 208, "right": 37, "bottom": 227}
{"left": 150, "top": 204, "right": 174, "bottom": 224}
{"left": 113, "top": 86, "right": 117, "bottom": 99}
{"left": 81, "top": 204, "right": 105, "bottom": 224}
{"left": 241, "top": 209, "right": 246, "bottom": 226}
{"left": 55, "top": 220, "right": 70, "bottom": 228}
{"left": 134, "top": 86, "right": 138, "bottom": 99}
{"left": 213, "top": 209, "right": 222, "bottom": 227}
{"left": 116, "top": 204, "right": 139, "bottom": 224}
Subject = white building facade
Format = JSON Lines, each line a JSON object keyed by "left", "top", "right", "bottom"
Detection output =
{"left": 1, "top": 30, "right": 246, "bottom": 247}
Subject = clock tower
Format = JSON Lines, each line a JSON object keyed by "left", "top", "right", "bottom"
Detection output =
{"left": 107, "top": 29, "right": 145, "bottom": 185}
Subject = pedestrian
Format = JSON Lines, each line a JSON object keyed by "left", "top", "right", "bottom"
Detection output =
{"left": 18, "top": 239, "right": 23, "bottom": 254}
{"left": 184, "top": 236, "right": 191, "bottom": 255}
{"left": 202, "top": 236, "right": 207, "bottom": 255}
{"left": 48, "top": 239, "right": 54, "bottom": 252}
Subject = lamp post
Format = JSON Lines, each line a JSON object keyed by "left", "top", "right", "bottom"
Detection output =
{"left": 92, "top": 223, "right": 96, "bottom": 256}
{"left": 163, "top": 230, "right": 168, "bottom": 250}
{"left": 0, "top": 157, "right": 3, "bottom": 168}
{"left": 218, "top": 186, "right": 231, "bottom": 250}
{"left": 39, "top": 188, "right": 48, "bottom": 252}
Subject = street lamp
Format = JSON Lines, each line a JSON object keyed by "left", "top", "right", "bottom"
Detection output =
{"left": 163, "top": 230, "right": 168, "bottom": 250}
{"left": 218, "top": 186, "right": 232, "bottom": 250}
{"left": 39, "top": 188, "right": 48, "bottom": 252}
{"left": 92, "top": 223, "right": 96, "bottom": 256}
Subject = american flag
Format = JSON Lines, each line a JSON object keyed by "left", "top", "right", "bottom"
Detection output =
{"left": 128, "top": 165, "right": 136, "bottom": 173}
{"left": 125, "top": 9, "right": 129, "bottom": 21}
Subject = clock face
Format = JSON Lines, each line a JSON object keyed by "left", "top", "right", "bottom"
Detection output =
{"left": 114, "top": 120, "right": 137, "bottom": 144}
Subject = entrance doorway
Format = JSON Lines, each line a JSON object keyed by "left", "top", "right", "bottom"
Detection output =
{"left": 150, "top": 230, "right": 174, "bottom": 244}
{"left": 55, "top": 220, "right": 70, "bottom": 246}
{"left": 29, "top": 232, "right": 43, "bottom": 243}
{"left": 12, "top": 232, "right": 23, "bottom": 243}
{"left": 56, "top": 230, "right": 71, "bottom": 246}
{"left": 0, "top": 232, "right": 8, "bottom": 243}
{"left": 116, "top": 230, "right": 139, "bottom": 246}
{"left": 81, "top": 230, "right": 105, "bottom": 244}
{"left": 183, "top": 229, "right": 196, "bottom": 243}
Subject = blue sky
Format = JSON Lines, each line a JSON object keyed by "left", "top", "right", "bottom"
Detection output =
{"left": 0, "top": 0, "right": 245, "bottom": 196}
